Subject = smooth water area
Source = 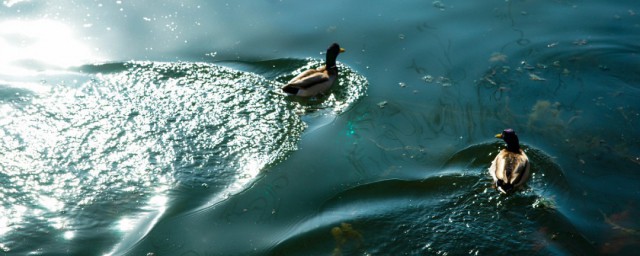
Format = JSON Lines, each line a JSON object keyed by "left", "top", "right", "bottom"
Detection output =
{"left": 1, "top": 0, "right": 639, "bottom": 255}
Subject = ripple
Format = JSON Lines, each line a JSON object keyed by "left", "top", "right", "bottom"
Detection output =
{"left": 225, "top": 58, "right": 369, "bottom": 115}
{"left": 270, "top": 142, "right": 587, "bottom": 255}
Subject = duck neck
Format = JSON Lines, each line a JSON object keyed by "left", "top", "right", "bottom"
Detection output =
{"left": 506, "top": 139, "right": 520, "bottom": 153}
{"left": 326, "top": 54, "right": 338, "bottom": 69}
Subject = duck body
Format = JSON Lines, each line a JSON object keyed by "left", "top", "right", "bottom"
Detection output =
{"left": 282, "top": 43, "right": 345, "bottom": 97}
{"left": 489, "top": 129, "right": 531, "bottom": 194}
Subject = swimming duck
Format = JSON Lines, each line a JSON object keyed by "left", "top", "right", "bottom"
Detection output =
{"left": 489, "top": 129, "right": 531, "bottom": 194}
{"left": 282, "top": 43, "right": 345, "bottom": 97}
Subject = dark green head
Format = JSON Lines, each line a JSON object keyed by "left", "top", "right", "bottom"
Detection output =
{"left": 325, "top": 43, "right": 345, "bottom": 68}
{"left": 495, "top": 128, "right": 521, "bottom": 152}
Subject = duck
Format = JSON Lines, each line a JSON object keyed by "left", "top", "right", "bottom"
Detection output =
{"left": 282, "top": 43, "right": 345, "bottom": 97}
{"left": 489, "top": 128, "right": 531, "bottom": 194}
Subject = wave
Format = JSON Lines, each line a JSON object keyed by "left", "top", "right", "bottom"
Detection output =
{"left": 0, "top": 59, "right": 368, "bottom": 255}
{"left": 269, "top": 142, "right": 592, "bottom": 255}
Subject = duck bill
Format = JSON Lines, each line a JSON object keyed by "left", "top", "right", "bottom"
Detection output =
{"left": 339, "top": 48, "right": 346, "bottom": 53}
{"left": 495, "top": 133, "right": 503, "bottom": 138}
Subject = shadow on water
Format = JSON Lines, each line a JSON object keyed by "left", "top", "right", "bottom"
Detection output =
{"left": 270, "top": 142, "right": 594, "bottom": 255}
{"left": 75, "top": 62, "right": 130, "bottom": 74}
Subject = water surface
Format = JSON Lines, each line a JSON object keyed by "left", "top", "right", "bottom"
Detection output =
{"left": 1, "top": 0, "right": 639, "bottom": 255}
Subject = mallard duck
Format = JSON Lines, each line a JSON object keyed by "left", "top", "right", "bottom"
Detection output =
{"left": 282, "top": 43, "right": 345, "bottom": 97}
{"left": 489, "top": 129, "right": 531, "bottom": 194}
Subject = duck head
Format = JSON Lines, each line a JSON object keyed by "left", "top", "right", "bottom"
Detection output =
{"left": 326, "top": 43, "right": 345, "bottom": 68}
{"left": 495, "top": 128, "right": 521, "bottom": 153}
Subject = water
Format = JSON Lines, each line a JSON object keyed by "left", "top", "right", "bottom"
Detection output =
{"left": 1, "top": 0, "right": 639, "bottom": 255}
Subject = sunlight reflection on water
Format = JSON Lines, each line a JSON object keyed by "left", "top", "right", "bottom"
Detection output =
{"left": 0, "top": 19, "right": 100, "bottom": 76}
{"left": 0, "top": 59, "right": 368, "bottom": 254}
{"left": 1, "top": 0, "right": 639, "bottom": 254}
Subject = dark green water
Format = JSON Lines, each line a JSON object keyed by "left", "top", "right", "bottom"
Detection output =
{"left": 1, "top": 0, "right": 639, "bottom": 255}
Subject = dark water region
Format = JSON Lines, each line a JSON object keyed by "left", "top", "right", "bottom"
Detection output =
{"left": 1, "top": 0, "right": 640, "bottom": 255}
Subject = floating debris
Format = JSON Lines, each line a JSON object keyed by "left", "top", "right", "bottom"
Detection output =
{"left": 326, "top": 25, "right": 337, "bottom": 33}
{"left": 205, "top": 51, "right": 217, "bottom": 58}
{"left": 331, "top": 223, "right": 364, "bottom": 256}
{"left": 479, "top": 69, "right": 497, "bottom": 86}
{"left": 547, "top": 42, "right": 559, "bottom": 48}
{"left": 437, "top": 76, "right": 453, "bottom": 86}
{"left": 573, "top": 39, "right": 588, "bottom": 46}
{"left": 489, "top": 52, "right": 508, "bottom": 62}
{"left": 377, "top": 100, "right": 388, "bottom": 108}
{"left": 529, "top": 73, "right": 546, "bottom": 81}
{"left": 601, "top": 210, "right": 639, "bottom": 235}
{"left": 432, "top": 1, "right": 446, "bottom": 10}
{"left": 528, "top": 100, "right": 564, "bottom": 132}
{"left": 422, "top": 75, "right": 434, "bottom": 83}
{"left": 521, "top": 61, "right": 536, "bottom": 70}
{"left": 398, "top": 82, "right": 407, "bottom": 88}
